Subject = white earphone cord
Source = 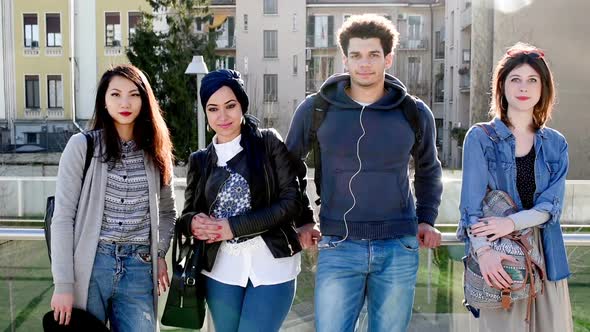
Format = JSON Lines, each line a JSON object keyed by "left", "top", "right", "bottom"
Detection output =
{"left": 333, "top": 105, "right": 366, "bottom": 245}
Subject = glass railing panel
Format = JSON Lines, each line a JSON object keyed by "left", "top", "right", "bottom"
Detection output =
{"left": 1, "top": 240, "right": 589, "bottom": 331}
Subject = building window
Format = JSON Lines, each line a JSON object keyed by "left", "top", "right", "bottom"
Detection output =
{"left": 408, "top": 15, "right": 422, "bottom": 48}
{"left": 23, "top": 14, "right": 39, "bottom": 48}
{"left": 263, "top": 30, "right": 278, "bottom": 58}
{"left": 408, "top": 57, "right": 421, "bottom": 85}
{"left": 448, "top": 11, "right": 455, "bottom": 47}
{"left": 46, "top": 14, "right": 61, "bottom": 47}
{"left": 435, "top": 118, "right": 443, "bottom": 148}
{"left": 307, "top": 56, "right": 334, "bottom": 93}
{"left": 243, "top": 14, "right": 248, "bottom": 32}
{"left": 47, "top": 75, "right": 63, "bottom": 109}
{"left": 435, "top": 76, "right": 444, "bottom": 103}
{"left": 129, "top": 12, "right": 141, "bottom": 40}
{"left": 435, "top": 30, "right": 444, "bottom": 59}
{"left": 216, "top": 17, "right": 235, "bottom": 48}
{"left": 264, "top": 0, "right": 278, "bottom": 15}
{"left": 293, "top": 55, "right": 298, "bottom": 75}
{"left": 263, "top": 74, "right": 278, "bottom": 102}
{"left": 105, "top": 12, "right": 121, "bottom": 47}
{"left": 306, "top": 16, "right": 334, "bottom": 48}
{"left": 25, "top": 75, "right": 40, "bottom": 109}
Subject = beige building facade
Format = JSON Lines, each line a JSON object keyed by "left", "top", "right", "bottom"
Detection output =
{"left": 445, "top": 0, "right": 590, "bottom": 178}
{"left": 208, "top": 0, "right": 443, "bottom": 137}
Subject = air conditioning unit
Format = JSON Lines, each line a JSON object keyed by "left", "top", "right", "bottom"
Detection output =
{"left": 305, "top": 48, "right": 312, "bottom": 61}
{"left": 397, "top": 13, "right": 407, "bottom": 21}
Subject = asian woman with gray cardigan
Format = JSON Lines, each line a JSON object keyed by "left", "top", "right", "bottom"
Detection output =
{"left": 49, "top": 64, "right": 176, "bottom": 331}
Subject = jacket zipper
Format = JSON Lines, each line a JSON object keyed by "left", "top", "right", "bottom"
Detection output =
{"left": 280, "top": 228, "right": 294, "bottom": 256}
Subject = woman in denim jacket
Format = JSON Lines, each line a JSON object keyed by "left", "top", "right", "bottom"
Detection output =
{"left": 458, "top": 43, "right": 572, "bottom": 331}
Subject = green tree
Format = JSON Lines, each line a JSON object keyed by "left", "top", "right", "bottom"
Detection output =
{"left": 127, "top": 0, "right": 217, "bottom": 162}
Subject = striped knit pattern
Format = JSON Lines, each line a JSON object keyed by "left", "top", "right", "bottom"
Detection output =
{"left": 99, "top": 140, "right": 151, "bottom": 245}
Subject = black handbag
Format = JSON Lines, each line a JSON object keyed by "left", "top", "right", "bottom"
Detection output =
{"left": 44, "top": 133, "right": 93, "bottom": 262}
{"left": 160, "top": 222, "right": 206, "bottom": 329}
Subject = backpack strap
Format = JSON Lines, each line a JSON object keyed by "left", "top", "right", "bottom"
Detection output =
{"left": 309, "top": 94, "right": 329, "bottom": 205}
{"left": 399, "top": 95, "right": 423, "bottom": 168}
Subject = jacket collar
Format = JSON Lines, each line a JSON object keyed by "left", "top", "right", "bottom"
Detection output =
{"left": 492, "top": 117, "right": 548, "bottom": 140}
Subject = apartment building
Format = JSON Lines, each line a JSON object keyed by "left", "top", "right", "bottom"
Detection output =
{"left": 0, "top": 0, "right": 148, "bottom": 151}
{"left": 207, "top": 0, "right": 443, "bottom": 137}
{"left": 444, "top": 0, "right": 590, "bottom": 178}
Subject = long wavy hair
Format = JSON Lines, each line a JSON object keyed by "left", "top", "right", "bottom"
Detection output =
{"left": 490, "top": 42, "right": 556, "bottom": 130}
{"left": 89, "top": 64, "right": 174, "bottom": 185}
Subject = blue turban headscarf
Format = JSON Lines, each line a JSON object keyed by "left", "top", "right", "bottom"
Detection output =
{"left": 199, "top": 69, "right": 249, "bottom": 113}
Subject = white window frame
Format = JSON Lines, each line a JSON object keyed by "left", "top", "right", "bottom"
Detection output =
{"left": 45, "top": 12, "right": 62, "bottom": 47}
{"left": 47, "top": 74, "right": 64, "bottom": 109}
{"left": 263, "top": 74, "right": 278, "bottom": 103}
{"left": 105, "top": 12, "right": 122, "bottom": 47}
{"left": 23, "top": 13, "right": 39, "bottom": 48}
{"left": 263, "top": 30, "right": 278, "bottom": 58}
{"left": 24, "top": 74, "right": 41, "bottom": 109}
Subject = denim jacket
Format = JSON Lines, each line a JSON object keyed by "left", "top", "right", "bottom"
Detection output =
{"left": 457, "top": 117, "right": 570, "bottom": 281}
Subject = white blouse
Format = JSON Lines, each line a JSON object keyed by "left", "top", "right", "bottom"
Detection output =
{"left": 201, "top": 134, "right": 301, "bottom": 287}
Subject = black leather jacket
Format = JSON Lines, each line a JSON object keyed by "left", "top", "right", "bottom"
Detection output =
{"left": 179, "top": 128, "right": 306, "bottom": 272}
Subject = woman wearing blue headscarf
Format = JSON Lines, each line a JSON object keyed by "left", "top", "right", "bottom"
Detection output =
{"left": 178, "top": 69, "right": 313, "bottom": 332}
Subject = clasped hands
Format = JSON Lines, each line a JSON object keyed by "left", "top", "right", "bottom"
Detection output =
{"left": 190, "top": 213, "right": 234, "bottom": 243}
{"left": 470, "top": 216, "right": 518, "bottom": 290}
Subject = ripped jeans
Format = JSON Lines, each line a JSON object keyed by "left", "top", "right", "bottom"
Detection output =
{"left": 86, "top": 242, "right": 155, "bottom": 332}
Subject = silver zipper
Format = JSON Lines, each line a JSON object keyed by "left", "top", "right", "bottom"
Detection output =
{"left": 280, "top": 228, "right": 294, "bottom": 256}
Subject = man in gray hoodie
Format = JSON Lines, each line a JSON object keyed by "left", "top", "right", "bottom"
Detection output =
{"left": 287, "top": 14, "right": 443, "bottom": 331}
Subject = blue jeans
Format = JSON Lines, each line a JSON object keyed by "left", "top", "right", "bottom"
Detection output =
{"left": 315, "top": 235, "right": 419, "bottom": 332}
{"left": 86, "top": 242, "right": 155, "bottom": 332}
{"left": 205, "top": 277, "right": 296, "bottom": 332}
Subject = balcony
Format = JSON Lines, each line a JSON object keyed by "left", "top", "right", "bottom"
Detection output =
{"left": 47, "top": 108, "right": 64, "bottom": 119}
{"left": 461, "top": 3, "right": 472, "bottom": 30}
{"left": 105, "top": 46, "right": 123, "bottom": 56}
{"left": 459, "top": 74, "right": 471, "bottom": 93}
{"left": 24, "top": 109, "right": 42, "bottom": 119}
{"left": 306, "top": 35, "right": 336, "bottom": 49}
{"left": 45, "top": 47, "right": 63, "bottom": 56}
{"left": 23, "top": 47, "right": 39, "bottom": 56}
{"left": 398, "top": 39, "right": 429, "bottom": 51}
{"left": 216, "top": 35, "right": 236, "bottom": 49}
{"left": 407, "top": 80, "right": 429, "bottom": 96}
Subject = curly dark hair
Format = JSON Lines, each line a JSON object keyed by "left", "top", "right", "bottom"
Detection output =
{"left": 337, "top": 14, "right": 400, "bottom": 56}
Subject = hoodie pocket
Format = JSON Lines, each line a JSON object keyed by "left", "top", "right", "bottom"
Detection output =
{"left": 323, "top": 169, "right": 409, "bottom": 221}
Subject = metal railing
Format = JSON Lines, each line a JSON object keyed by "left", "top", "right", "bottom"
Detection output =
{"left": 2, "top": 228, "right": 590, "bottom": 245}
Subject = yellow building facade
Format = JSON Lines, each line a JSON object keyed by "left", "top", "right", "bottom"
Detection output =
{"left": 6, "top": 0, "right": 149, "bottom": 148}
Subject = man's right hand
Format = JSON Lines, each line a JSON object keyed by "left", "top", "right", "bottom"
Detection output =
{"left": 297, "top": 223, "right": 321, "bottom": 249}
{"left": 51, "top": 293, "right": 74, "bottom": 325}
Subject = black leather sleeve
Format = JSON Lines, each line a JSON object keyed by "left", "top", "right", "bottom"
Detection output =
{"left": 178, "top": 151, "right": 202, "bottom": 237}
{"left": 228, "top": 129, "right": 302, "bottom": 237}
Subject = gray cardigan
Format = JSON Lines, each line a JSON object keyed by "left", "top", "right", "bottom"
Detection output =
{"left": 50, "top": 131, "right": 176, "bottom": 312}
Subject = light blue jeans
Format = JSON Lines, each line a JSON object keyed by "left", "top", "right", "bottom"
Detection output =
{"left": 86, "top": 242, "right": 155, "bottom": 332}
{"left": 205, "top": 277, "right": 296, "bottom": 332}
{"left": 315, "top": 235, "right": 419, "bottom": 332}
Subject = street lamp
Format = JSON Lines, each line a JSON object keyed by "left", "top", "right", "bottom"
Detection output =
{"left": 185, "top": 55, "right": 209, "bottom": 150}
